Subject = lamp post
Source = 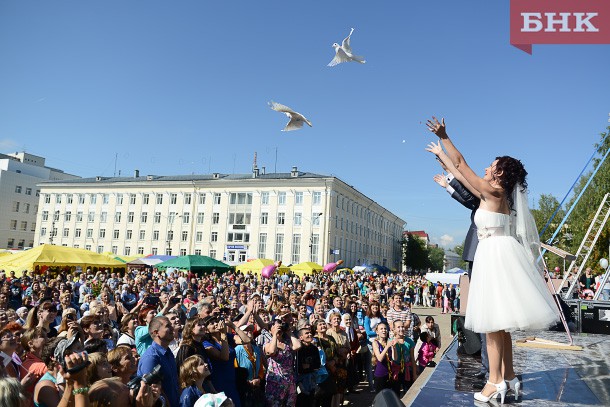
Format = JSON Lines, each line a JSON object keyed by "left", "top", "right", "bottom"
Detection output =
{"left": 166, "top": 213, "right": 182, "bottom": 255}
{"left": 49, "top": 210, "right": 60, "bottom": 245}
{"left": 301, "top": 212, "right": 322, "bottom": 262}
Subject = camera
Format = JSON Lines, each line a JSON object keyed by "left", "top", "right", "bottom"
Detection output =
{"left": 281, "top": 322, "right": 291, "bottom": 332}
{"left": 143, "top": 296, "right": 160, "bottom": 307}
{"left": 127, "top": 364, "right": 164, "bottom": 393}
{"left": 169, "top": 296, "right": 182, "bottom": 305}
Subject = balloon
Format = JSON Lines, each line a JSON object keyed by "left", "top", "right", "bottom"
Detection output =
{"left": 600, "top": 258, "right": 609, "bottom": 269}
{"left": 262, "top": 261, "right": 282, "bottom": 279}
{"left": 323, "top": 259, "right": 344, "bottom": 274}
{"left": 554, "top": 267, "right": 561, "bottom": 273}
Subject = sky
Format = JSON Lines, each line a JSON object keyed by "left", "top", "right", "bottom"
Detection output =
{"left": 1, "top": 1, "right": 609, "bottom": 249}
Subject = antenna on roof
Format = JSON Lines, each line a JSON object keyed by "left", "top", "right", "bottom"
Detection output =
{"left": 253, "top": 151, "right": 257, "bottom": 170}
{"left": 113, "top": 153, "right": 118, "bottom": 177}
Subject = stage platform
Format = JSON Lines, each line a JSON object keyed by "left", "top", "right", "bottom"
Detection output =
{"left": 408, "top": 330, "right": 610, "bottom": 406}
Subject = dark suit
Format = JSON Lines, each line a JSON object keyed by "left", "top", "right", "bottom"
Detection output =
{"left": 448, "top": 177, "right": 480, "bottom": 273}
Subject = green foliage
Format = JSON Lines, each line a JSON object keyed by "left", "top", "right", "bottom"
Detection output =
{"left": 531, "top": 194, "right": 570, "bottom": 272}
{"left": 402, "top": 233, "right": 431, "bottom": 274}
{"left": 452, "top": 243, "right": 470, "bottom": 270}
{"left": 428, "top": 246, "right": 445, "bottom": 272}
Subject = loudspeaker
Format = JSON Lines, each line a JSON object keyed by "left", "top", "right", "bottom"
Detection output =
{"left": 580, "top": 302, "right": 610, "bottom": 335}
{"left": 372, "top": 389, "right": 405, "bottom": 407}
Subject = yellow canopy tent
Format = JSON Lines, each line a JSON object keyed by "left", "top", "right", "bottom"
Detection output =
{"left": 235, "top": 258, "right": 289, "bottom": 275}
{"left": 289, "top": 262, "right": 323, "bottom": 278}
{"left": 0, "top": 245, "right": 126, "bottom": 276}
{"left": 102, "top": 252, "right": 140, "bottom": 264}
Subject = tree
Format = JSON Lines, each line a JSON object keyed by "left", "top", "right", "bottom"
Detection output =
{"left": 403, "top": 233, "right": 431, "bottom": 274}
{"left": 564, "top": 126, "right": 610, "bottom": 275}
{"left": 428, "top": 246, "right": 445, "bottom": 272}
{"left": 451, "top": 243, "right": 470, "bottom": 270}
{"left": 531, "top": 194, "right": 570, "bottom": 272}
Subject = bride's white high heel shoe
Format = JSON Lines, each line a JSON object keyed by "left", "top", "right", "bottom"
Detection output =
{"left": 474, "top": 380, "right": 507, "bottom": 404}
{"left": 506, "top": 376, "right": 522, "bottom": 401}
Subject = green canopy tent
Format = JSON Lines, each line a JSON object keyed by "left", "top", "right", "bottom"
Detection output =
{"left": 154, "top": 255, "right": 231, "bottom": 275}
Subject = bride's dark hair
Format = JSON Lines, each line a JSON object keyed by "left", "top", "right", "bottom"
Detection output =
{"left": 494, "top": 156, "right": 528, "bottom": 210}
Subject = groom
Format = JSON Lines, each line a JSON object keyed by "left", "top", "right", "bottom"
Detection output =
{"left": 434, "top": 159, "right": 489, "bottom": 379}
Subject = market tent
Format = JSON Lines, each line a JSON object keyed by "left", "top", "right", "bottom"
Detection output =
{"left": 235, "top": 259, "right": 289, "bottom": 275}
{"left": 0, "top": 244, "right": 125, "bottom": 276}
{"left": 102, "top": 252, "right": 140, "bottom": 264}
{"left": 126, "top": 255, "right": 176, "bottom": 267}
{"left": 155, "top": 255, "right": 231, "bottom": 275}
{"left": 337, "top": 268, "right": 354, "bottom": 274}
{"left": 352, "top": 266, "right": 366, "bottom": 272}
{"left": 424, "top": 272, "right": 463, "bottom": 285}
{"left": 446, "top": 267, "right": 467, "bottom": 274}
{"left": 290, "top": 262, "right": 323, "bottom": 274}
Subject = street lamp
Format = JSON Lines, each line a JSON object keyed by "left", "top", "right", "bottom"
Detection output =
{"left": 300, "top": 212, "right": 322, "bottom": 262}
{"left": 49, "top": 210, "right": 61, "bottom": 245}
{"left": 166, "top": 213, "right": 182, "bottom": 255}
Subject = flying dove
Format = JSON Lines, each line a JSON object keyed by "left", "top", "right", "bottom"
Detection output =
{"left": 328, "top": 28, "right": 366, "bottom": 67}
{"left": 268, "top": 101, "right": 312, "bottom": 132}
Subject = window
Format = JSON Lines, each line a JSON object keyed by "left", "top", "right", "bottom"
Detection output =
{"left": 181, "top": 231, "right": 188, "bottom": 242}
{"left": 211, "top": 232, "right": 218, "bottom": 242}
{"left": 51, "top": 228, "right": 57, "bottom": 238}
{"left": 165, "top": 248, "right": 172, "bottom": 256}
{"left": 209, "top": 249, "right": 216, "bottom": 259}
{"left": 78, "top": 194, "right": 85, "bottom": 204}
{"left": 90, "top": 194, "right": 97, "bottom": 204}
{"left": 67, "top": 195, "right": 73, "bottom": 204}
{"left": 128, "top": 212, "right": 134, "bottom": 223}
{"left": 40, "top": 227, "right": 47, "bottom": 236}
{"left": 230, "top": 193, "right": 253, "bottom": 205}
{"left": 139, "top": 230, "right": 146, "bottom": 240}
{"left": 292, "top": 234, "right": 301, "bottom": 263}
{"left": 140, "top": 212, "right": 148, "bottom": 223}
{"left": 85, "top": 245, "right": 91, "bottom": 251}
{"left": 277, "top": 212, "right": 285, "bottom": 225}
{"left": 260, "top": 212, "right": 268, "bottom": 225}
{"left": 214, "top": 193, "right": 221, "bottom": 205}
{"left": 154, "top": 212, "right": 161, "bottom": 223}
{"left": 170, "top": 193, "right": 177, "bottom": 204}
{"left": 115, "top": 212, "right": 122, "bottom": 222}
{"left": 25, "top": 187, "right": 32, "bottom": 195}
{"left": 130, "top": 194, "right": 136, "bottom": 205}
{"left": 31, "top": 222, "right": 36, "bottom": 232}
{"left": 194, "top": 249, "right": 201, "bottom": 255}
{"left": 294, "top": 212, "right": 302, "bottom": 226}
{"left": 126, "top": 230, "right": 133, "bottom": 240}
{"left": 199, "top": 194, "right": 206, "bottom": 205}
{"left": 168, "top": 212, "right": 177, "bottom": 224}
{"left": 124, "top": 247, "right": 131, "bottom": 256}
{"left": 75, "top": 229, "right": 81, "bottom": 238}
{"left": 20, "top": 221, "right": 27, "bottom": 231}
{"left": 278, "top": 192, "right": 286, "bottom": 205}
{"left": 63, "top": 211, "right": 71, "bottom": 221}
{"left": 180, "top": 249, "right": 187, "bottom": 256}
{"left": 156, "top": 194, "right": 163, "bottom": 205}
{"left": 261, "top": 192, "right": 269, "bottom": 205}
{"left": 313, "top": 212, "right": 321, "bottom": 226}
{"left": 88, "top": 212, "right": 95, "bottom": 222}
{"left": 295, "top": 192, "right": 303, "bottom": 205}
{"left": 196, "top": 232, "right": 203, "bottom": 242}
{"left": 53, "top": 211, "right": 60, "bottom": 221}
{"left": 99, "top": 229, "right": 106, "bottom": 238}
{"left": 76, "top": 212, "right": 83, "bottom": 222}
{"left": 87, "top": 229, "right": 93, "bottom": 238}
{"left": 56, "top": 194, "right": 62, "bottom": 204}
{"left": 275, "top": 234, "right": 284, "bottom": 260}
{"left": 117, "top": 194, "right": 123, "bottom": 205}
{"left": 24, "top": 203, "right": 30, "bottom": 214}
{"left": 15, "top": 186, "right": 22, "bottom": 193}
{"left": 182, "top": 212, "right": 190, "bottom": 224}
{"left": 151, "top": 248, "right": 158, "bottom": 255}
{"left": 6, "top": 239, "right": 14, "bottom": 248}
{"left": 113, "top": 230, "right": 120, "bottom": 239}
{"left": 97, "top": 246, "right": 104, "bottom": 254}
{"left": 103, "top": 194, "right": 109, "bottom": 204}
{"left": 228, "top": 212, "right": 251, "bottom": 225}
{"left": 100, "top": 212, "right": 108, "bottom": 222}
{"left": 227, "top": 233, "right": 249, "bottom": 242}
{"left": 143, "top": 194, "right": 150, "bottom": 205}
{"left": 44, "top": 194, "right": 51, "bottom": 203}
{"left": 212, "top": 213, "right": 220, "bottom": 224}
{"left": 197, "top": 212, "right": 204, "bottom": 224}
{"left": 42, "top": 211, "right": 49, "bottom": 221}
{"left": 9, "top": 220, "right": 16, "bottom": 230}
{"left": 311, "top": 234, "right": 320, "bottom": 262}
{"left": 12, "top": 202, "right": 19, "bottom": 212}
{"left": 258, "top": 233, "right": 267, "bottom": 258}
{"left": 167, "top": 231, "right": 174, "bottom": 241}
{"left": 153, "top": 230, "right": 159, "bottom": 241}
{"left": 184, "top": 193, "right": 192, "bottom": 204}
{"left": 138, "top": 247, "right": 145, "bottom": 255}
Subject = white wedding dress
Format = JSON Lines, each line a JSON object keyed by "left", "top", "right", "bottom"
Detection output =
{"left": 465, "top": 208, "right": 559, "bottom": 333}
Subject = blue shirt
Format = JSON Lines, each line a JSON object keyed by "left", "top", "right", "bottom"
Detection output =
{"left": 138, "top": 341, "right": 179, "bottom": 407}
{"left": 179, "top": 385, "right": 202, "bottom": 407}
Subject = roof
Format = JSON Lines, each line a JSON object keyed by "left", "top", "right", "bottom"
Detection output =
{"left": 38, "top": 171, "right": 330, "bottom": 185}
{"left": 405, "top": 230, "right": 429, "bottom": 238}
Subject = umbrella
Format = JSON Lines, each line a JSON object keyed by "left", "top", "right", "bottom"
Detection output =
{"left": 155, "top": 255, "right": 231, "bottom": 275}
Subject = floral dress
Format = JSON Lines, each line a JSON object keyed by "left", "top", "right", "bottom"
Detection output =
{"left": 265, "top": 340, "right": 296, "bottom": 407}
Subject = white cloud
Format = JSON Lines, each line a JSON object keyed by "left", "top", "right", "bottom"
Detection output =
{"left": 0, "top": 139, "right": 18, "bottom": 151}
{"left": 439, "top": 234, "right": 454, "bottom": 247}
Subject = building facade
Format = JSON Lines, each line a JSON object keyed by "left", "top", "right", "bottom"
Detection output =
{"left": 34, "top": 167, "right": 405, "bottom": 269}
{"left": 1, "top": 152, "right": 79, "bottom": 249}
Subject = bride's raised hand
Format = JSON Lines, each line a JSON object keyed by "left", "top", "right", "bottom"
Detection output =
{"left": 425, "top": 141, "right": 443, "bottom": 156}
{"left": 426, "top": 116, "right": 447, "bottom": 138}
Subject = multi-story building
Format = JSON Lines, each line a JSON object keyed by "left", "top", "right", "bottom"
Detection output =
{"left": 0, "top": 152, "right": 79, "bottom": 249}
{"left": 34, "top": 166, "right": 405, "bottom": 269}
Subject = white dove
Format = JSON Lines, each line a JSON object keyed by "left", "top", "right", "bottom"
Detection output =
{"left": 328, "top": 28, "right": 366, "bottom": 67}
{"left": 268, "top": 101, "right": 312, "bottom": 132}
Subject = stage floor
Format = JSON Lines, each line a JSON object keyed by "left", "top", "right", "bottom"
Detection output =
{"left": 408, "top": 330, "right": 610, "bottom": 406}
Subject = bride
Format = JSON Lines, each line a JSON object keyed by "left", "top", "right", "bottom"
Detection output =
{"left": 425, "top": 117, "right": 559, "bottom": 404}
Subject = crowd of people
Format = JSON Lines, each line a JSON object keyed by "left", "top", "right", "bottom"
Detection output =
{"left": 0, "top": 266, "right": 445, "bottom": 407}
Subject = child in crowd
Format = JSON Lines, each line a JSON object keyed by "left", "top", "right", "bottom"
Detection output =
{"left": 417, "top": 332, "right": 438, "bottom": 374}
